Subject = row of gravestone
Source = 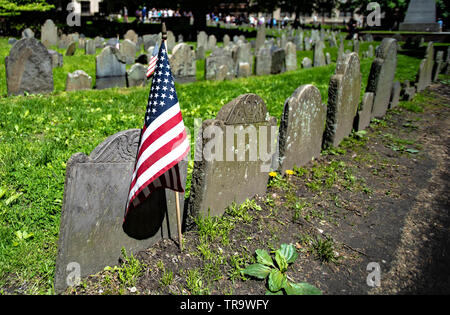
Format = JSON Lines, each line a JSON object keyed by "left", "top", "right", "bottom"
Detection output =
{"left": 54, "top": 37, "right": 448, "bottom": 294}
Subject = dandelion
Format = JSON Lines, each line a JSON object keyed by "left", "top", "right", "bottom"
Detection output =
{"left": 285, "top": 169, "right": 295, "bottom": 176}
{"left": 268, "top": 171, "right": 277, "bottom": 178}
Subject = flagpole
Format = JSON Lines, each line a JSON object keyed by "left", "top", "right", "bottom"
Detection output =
{"left": 161, "top": 21, "right": 183, "bottom": 250}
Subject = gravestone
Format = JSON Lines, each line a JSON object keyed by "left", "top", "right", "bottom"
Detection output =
{"left": 41, "top": 19, "right": 58, "bottom": 48}
{"left": 8, "top": 38, "right": 17, "bottom": 45}
{"left": 143, "top": 34, "right": 161, "bottom": 51}
{"left": 166, "top": 31, "right": 176, "bottom": 52}
{"left": 85, "top": 39, "right": 96, "bottom": 55}
{"left": 355, "top": 92, "right": 374, "bottom": 131}
{"left": 237, "top": 62, "right": 251, "bottom": 78}
{"left": 325, "top": 52, "right": 332, "bottom": 65}
{"left": 66, "top": 42, "right": 77, "bottom": 56}
{"left": 5, "top": 38, "right": 53, "bottom": 96}
{"left": 302, "top": 57, "right": 312, "bottom": 69}
{"left": 196, "top": 45, "right": 205, "bottom": 60}
{"left": 94, "top": 36, "right": 105, "bottom": 48}
{"left": 323, "top": 52, "right": 361, "bottom": 147}
{"left": 271, "top": 48, "right": 286, "bottom": 74}
{"left": 78, "top": 37, "right": 86, "bottom": 50}
{"left": 48, "top": 50, "right": 63, "bottom": 68}
{"left": 367, "top": 45, "right": 374, "bottom": 58}
{"left": 255, "top": 26, "right": 266, "bottom": 52}
{"left": 197, "top": 31, "right": 208, "bottom": 49}
{"left": 256, "top": 47, "right": 272, "bottom": 76}
{"left": 188, "top": 94, "right": 277, "bottom": 221}
{"left": 205, "top": 49, "right": 235, "bottom": 81}
{"left": 389, "top": 81, "right": 401, "bottom": 108}
{"left": 22, "top": 28, "right": 34, "bottom": 39}
{"left": 285, "top": 42, "right": 297, "bottom": 71}
{"left": 120, "top": 39, "right": 137, "bottom": 64}
{"left": 294, "top": 32, "right": 304, "bottom": 51}
{"left": 223, "top": 34, "right": 231, "bottom": 47}
{"left": 353, "top": 39, "right": 360, "bottom": 55}
{"left": 95, "top": 46, "right": 126, "bottom": 89}
{"left": 66, "top": 70, "right": 92, "bottom": 91}
{"left": 54, "top": 129, "right": 188, "bottom": 293}
{"left": 399, "top": 0, "right": 439, "bottom": 32}
{"left": 126, "top": 63, "right": 147, "bottom": 87}
{"left": 433, "top": 50, "right": 444, "bottom": 82}
{"left": 401, "top": 80, "right": 416, "bottom": 101}
{"left": 169, "top": 43, "right": 196, "bottom": 83}
{"left": 208, "top": 35, "right": 217, "bottom": 51}
{"left": 366, "top": 38, "right": 397, "bottom": 119}
{"left": 416, "top": 42, "right": 434, "bottom": 92}
{"left": 234, "top": 42, "right": 253, "bottom": 72}
{"left": 124, "top": 29, "right": 138, "bottom": 43}
{"left": 278, "top": 85, "right": 327, "bottom": 173}
{"left": 313, "top": 41, "right": 326, "bottom": 67}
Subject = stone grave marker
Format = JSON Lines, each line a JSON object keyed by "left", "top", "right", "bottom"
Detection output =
{"left": 95, "top": 46, "right": 126, "bottom": 89}
{"left": 223, "top": 34, "right": 230, "bottom": 47}
{"left": 22, "top": 28, "right": 34, "bottom": 39}
{"left": 302, "top": 57, "right": 312, "bottom": 69}
{"left": 366, "top": 38, "right": 397, "bottom": 119}
{"left": 187, "top": 94, "right": 277, "bottom": 221}
{"left": 54, "top": 129, "right": 188, "bottom": 293}
{"left": 41, "top": 19, "right": 57, "bottom": 48}
{"left": 5, "top": 38, "right": 53, "bottom": 96}
{"left": 85, "top": 39, "right": 96, "bottom": 55}
{"left": 271, "top": 48, "right": 286, "bottom": 74}
{"left": 433, "top": 50, "right": 444, "bottom": 82}
{"left": 66, "top": 41, "right": 77, "bottom": 56}
{"left": 197, "top": 31, "right": 208, "bottom": 49}
{"left": 355, "top": 92, "right": 374, "bottom": 131}
{"left": 285, "top": 42, "right": 297, "bottom": 71}
{"left": 169, "top": 43, "right": 196, "bottom": 83}
{"left": 278, "top": 84, "right": 327, "bottom": 172}
{"left": 416, "top": 42, "right": 434, "bottom": 92}
{"left": 323, "top": 52, "right": 361, "bottom": 147}
{"left": 205, "top": 49, "right": 235, "bottom": 80}
{"left": 126, "top": 63, "right": 147, "bottom": 87}
{"left": 207, "top": 35, "right": 217, "bottom": 51}
{"left": 66, "top": 70, "right": 92, "bottom": 91}
{"left": 255, "top": 47, "right": 272, "bottom": 76}
{"left": 389, "top": 81, "right": 401, "bottom": 108}
{"left": 124, "top": 29, "right": 138, "bottom": 43}
{"left": 48, "top": 49, "right": 63, "bottom": 68}
{"left": 120, "top": 39, "right": 137, "bottom": 64}
{"left": 255, "top": 26, "right": 266, "bottom": 52}
{"left": 313, "top": 41, "right": 326, "bottom": 67}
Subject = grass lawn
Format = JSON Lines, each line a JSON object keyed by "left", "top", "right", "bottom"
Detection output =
{"left": 0, "top": 35, "right": 423, "bottom": 294}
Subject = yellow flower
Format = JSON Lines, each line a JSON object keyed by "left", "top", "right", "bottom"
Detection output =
{"left": 268, "top": 171, "right": 277, "bottom": 178}
{"left": 285, "top": 169, "right": 295, "bottom": 176}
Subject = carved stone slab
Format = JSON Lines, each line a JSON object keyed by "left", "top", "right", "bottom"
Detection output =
{"left": 324, "top": 52, "right": 361, "bottom": 147}
{"left": 54, "top": 129, "right": 187, "bottom": 293}
{"left": 278, "top": 85, "right": 326, "bottom": 173}
{"left": 188, "top": 94, "right": 277, "bottom": 223}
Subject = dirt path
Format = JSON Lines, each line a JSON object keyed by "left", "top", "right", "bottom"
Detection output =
{"left": 68, "top": 83, "right": 450, "bottom": 295}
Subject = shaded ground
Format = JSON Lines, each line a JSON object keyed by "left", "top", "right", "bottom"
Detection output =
{"left": 67, "top": 82, "right": 450, "bottom": 295}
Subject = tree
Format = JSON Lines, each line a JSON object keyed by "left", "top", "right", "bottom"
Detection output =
{"left": 0, "top": 0, "right": 54, "bottom": 14}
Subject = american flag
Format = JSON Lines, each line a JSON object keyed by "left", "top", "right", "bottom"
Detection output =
{"left": 146, "top": 43, "right": 159, "bottom": 78}
{"left": 125, "top": 40, "right": 190, "bottom": 219}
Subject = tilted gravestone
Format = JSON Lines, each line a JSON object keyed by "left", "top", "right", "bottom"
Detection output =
{"left": 95, "top": 46, "right": 127, "bottom": 90}
{"left": 169, "top": 43, "right": 196, "bottom": 83}
{"left": 41, "top": 19, "right": 58, "bottom": 48}
{"left": 366, "top": 38, "right": 397, "bottom": 119}
{"left": 66, "top": 70, "right": 92, "bottom": 91}
{"left": 5, "top": 38, "right": 53, "bottom": 96}
{"left": 278, "top": 85, "right": 327, "bottom": 173}
{"left": 66, "top": 41, "right": 77, "bottom": 56}
{"left": 285, "top": 42, "right": 297, "bottom": 71}
{"left": 416, "top": 42, "right": 434, "bottom": 92}
{"left": 54, "top": 129, "right": 188, "bottom": 293}
{"left": 188, "top": 94, "right": 277, "bottom": 221}
{"left": 355, "top": 92, "right": 374, "bottom": 131}
{"left": 323, "top": 52, "right": 361, "bottom": 147}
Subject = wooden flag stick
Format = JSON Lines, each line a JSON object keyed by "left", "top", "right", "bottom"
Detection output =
{"left": 175, "top": 191, "right": 183, "bottom": 250}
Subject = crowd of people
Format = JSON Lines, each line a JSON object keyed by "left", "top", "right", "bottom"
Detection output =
{"left": 207, "top": 12, "right": 293, "bottom": 28}
{"left": 121, "top": 6, "right": 193, "bottom": 23}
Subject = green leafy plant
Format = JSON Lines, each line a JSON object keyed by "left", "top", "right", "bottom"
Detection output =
{"left": 241, "top": 244, "right": 322, "bottom": 295}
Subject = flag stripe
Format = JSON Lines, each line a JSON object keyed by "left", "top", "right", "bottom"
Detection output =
{"left": 128, "top": 137, "right": 189, "bottom": 202}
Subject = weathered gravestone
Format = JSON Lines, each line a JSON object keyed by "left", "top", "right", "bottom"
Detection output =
{"left": 271, "top": 48, "right": 286, "bottom": 74}
{"left": 95, "top": 46, "right": 127, "bottom": 89}
{"left": 205, "top": 49, "right": 235, "bottom": 80}
{"left": 355, "top": 92, "right": 374, "bottom": 131}
{"left": 66, "top": 70, "right": 92, "bottom": 91}
{"left": 255, "top": 47, "right": 272, "bottom": 76}
{"left": 126, "top": 63, "right": 147, "bottom": 87}
{"left": 313, "top": 41, "right": 326, "bottom": 67}
{"left": 278, "top": 85, "right": 327, "bottom": 173}
{"left": 196, "top": 45, "right": 205, "bottom": 60}
{"left": 41, "top": 19, "right": 58, "bottom": 48}
{"left": 166, "top": 31, "right": 176, "bottom": 52}
{"left": 124, "top": 29, "right": 138, "bottom": 43}
{"left": 48, "top": 49, "right": 63, "bottom": 68}
{"left": 187, "top": 94, "right": 277, "bottom": 221}
{"left": 169, "top": 43, "right": 196, "bottom": 83}
{"left": 234, "top": 42, "right": 253, "bottom": 75}
{"left": 197, "top": 31, "right": 208, "bottom": 49}
{"left": 85, "top": 39, "right": 96, "bottom": 55}
{"left": 302, "top": 57, "right": 312, "bottom": 69}
{"left": 143, "top": 34, "right": 161, "bottom": 51}
{"left": 285, "top": 42, "right": 297, "bottom": 71}
{"left": 5, "top": 38, "right": 53, "bottom": 96}
{"left": 223, "top": 34, "right": 231, "bottom": 47}
{"left": 323, "top": 52, "right": 361, "bottom": 147}
{"left": 401, "top": 80, "right": 416, "bottom": 101}
{"left": 208, "top": 35, "right": 217, "bottom": 51}
{"left": 54, "top": 129, "right": 188, "bottom": 293}
{"left": 255, "top": 26, "right": 266, "bottom": 52}
{"left": 66, "top": 41, "right": 77, "bottom": 56}
{"left": 120, "top": 39, "right": 137, "bottom": 64}
{"left": 325, "top": 52, "right": 332, "bottom": 65}
{"left": 416, "top": 42, "right": 434, "bottom": 92}
{"left": 433, "top": 50, "right": 444, "bottom": 82}
{"left": 366, "top": 38, "right": 397, "bottom": 119}
{"left": 22, "top": 28, "right": 34, "bottom": 39}
{"left": 389, "top": 81, "right": 401, "bottom": 109}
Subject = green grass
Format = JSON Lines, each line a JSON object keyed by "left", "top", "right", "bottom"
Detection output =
{"left": 0, "top": 35, "right": 422, "bottom": 294}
